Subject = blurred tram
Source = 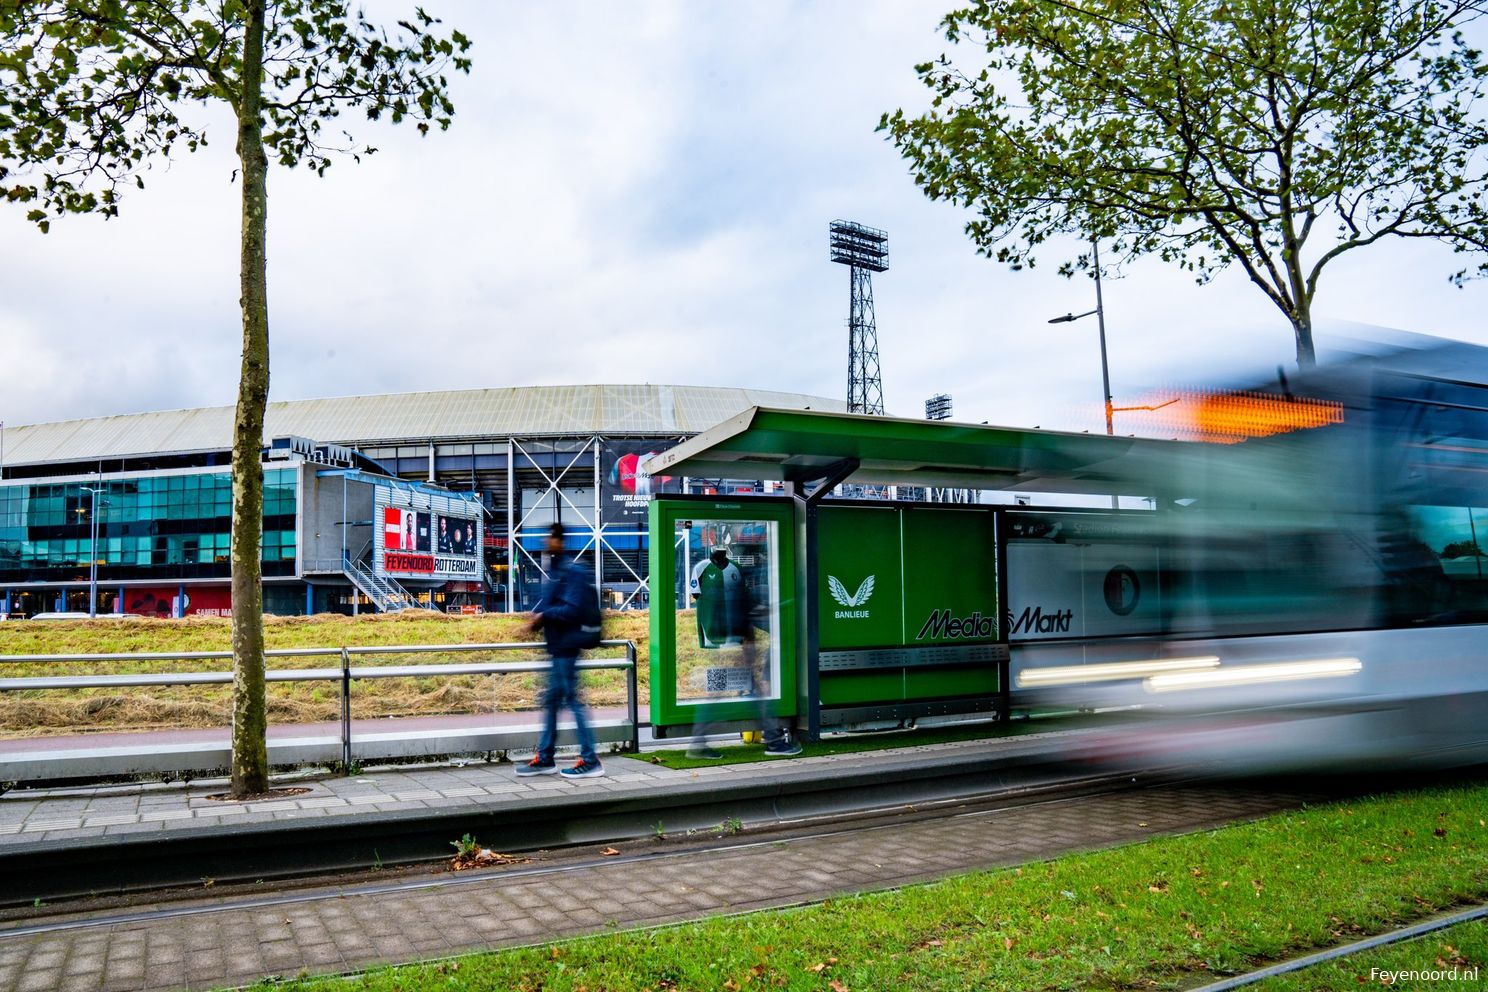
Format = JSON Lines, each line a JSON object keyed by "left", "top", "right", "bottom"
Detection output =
{"left": 1008, "top": 339, "right": 1488, "bottom": 774}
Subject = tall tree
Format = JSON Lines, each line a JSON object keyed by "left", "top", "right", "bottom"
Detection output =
{"left": 881, "top": 0, "right": 1488, "bottom": 366}
{"left": 0, "top": 0, "right": 471, "bottom": 796}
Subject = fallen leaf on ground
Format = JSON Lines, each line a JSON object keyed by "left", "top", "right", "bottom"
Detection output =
{"left": 450, "top": 848, "right": 530, "bottom": 871}
{"left": 602, "top": 847, "right": 621, "bottom": 856}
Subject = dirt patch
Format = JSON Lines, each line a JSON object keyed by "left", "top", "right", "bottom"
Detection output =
{"left": 203, "top": 786, "right": 312, "bottom": 803}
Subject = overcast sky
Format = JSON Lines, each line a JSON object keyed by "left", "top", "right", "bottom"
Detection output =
{"left": 3, "top": 1, "right": 1487, "bottom": 438}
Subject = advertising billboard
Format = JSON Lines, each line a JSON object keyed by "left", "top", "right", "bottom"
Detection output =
{"left": 375, "top": 490, "right": 483, "bottom": 580}
{"left": 434, "top": 514, "right": 479, "bottom": 555}
{"left": 601, "top": 441, "right": 681, "bottom": 521}
{"left": 384, "top": 507, "right": 431, "bottom": 553}
{"left": 1004, "top": 513, "right": 1164, "bottom": 641}
{"left": 817, "top": 504, "right": 998, "bottom": 650}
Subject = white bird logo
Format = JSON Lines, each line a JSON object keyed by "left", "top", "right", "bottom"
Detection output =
{"left": 828, "top": 574, "right": 876, "bottom": 608}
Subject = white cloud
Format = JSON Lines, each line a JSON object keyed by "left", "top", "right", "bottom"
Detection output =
{"left": 1, "top": 0, "right": 1486, "bottom": 439}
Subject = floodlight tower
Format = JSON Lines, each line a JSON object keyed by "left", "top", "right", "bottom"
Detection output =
{"left": 925, "top": 393, "right": 953, "bottom": 421}
{"left": 829, "top": 220, "right": 889, "bottom": 415}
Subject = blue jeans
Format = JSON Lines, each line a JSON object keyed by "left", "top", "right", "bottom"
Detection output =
{"left": 537, "top": 653, "right": 598, "bottom": 765}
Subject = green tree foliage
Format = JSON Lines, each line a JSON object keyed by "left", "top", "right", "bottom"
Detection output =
{"left": 0, "top": 0, "right": 471, "bottom": 796}
{"left": 881, "top": 0, "right": 1488, "bottom": 366}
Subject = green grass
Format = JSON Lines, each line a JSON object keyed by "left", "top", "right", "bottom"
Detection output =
{"left": 249, "top": 780, "right": 1488, "bottom": 992}
{"left": 1252, "top": 919, "right": 1486, "bottom": 990}
{"left": 647, "top": 716, "right": 1081, "bottom": 769}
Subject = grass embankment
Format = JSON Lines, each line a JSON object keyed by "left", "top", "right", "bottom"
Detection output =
{"left": 256, "top": 781, "right": 1488, "bottom": 992}
{"left": 0, "top": 611, "right": 650, "bottom": 738}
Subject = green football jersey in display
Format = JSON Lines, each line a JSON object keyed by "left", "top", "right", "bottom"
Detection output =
{"left": 692, "top": 558, "right": 748, "bottom": 648}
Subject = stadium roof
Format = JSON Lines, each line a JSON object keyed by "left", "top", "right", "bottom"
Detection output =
{"left": 2, "top": 385, "right": 844, "bottom": 468}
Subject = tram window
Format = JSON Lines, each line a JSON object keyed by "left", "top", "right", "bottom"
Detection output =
{"left": 1376, "top": 392, "right": 1488, "bottom": 509}
{"left": 1388, "top": 505, "right": 1488, "bottom": 625}
{"left": 1167, "top": 525, "right": 1375, "bottom": 637}
{"left": 1374, "top": 383, "right": 1488, "bottom": 624}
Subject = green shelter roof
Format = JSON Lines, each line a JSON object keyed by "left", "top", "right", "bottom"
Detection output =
{"left": 645, "top": 407, "right": 1191, "bottom": 494}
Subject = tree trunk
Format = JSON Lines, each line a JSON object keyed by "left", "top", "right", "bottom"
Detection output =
{"left": 229, "top": 0, "right": 270, "bottom": 798}
{"left": 1292, "top": 303, "right": 1317, "bottom": 369}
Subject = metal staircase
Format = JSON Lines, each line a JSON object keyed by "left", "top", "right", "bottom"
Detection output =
{"left": 343, "top": 552, "right": 424, "bottom": 612}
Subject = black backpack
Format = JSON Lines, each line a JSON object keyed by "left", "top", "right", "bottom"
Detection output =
{"left": 568, "top": 563, "right": 604, "bottom": 650}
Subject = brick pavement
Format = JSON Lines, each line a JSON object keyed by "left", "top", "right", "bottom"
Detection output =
{"left": 0, "top": 782, "right": 1308, "bottom": 992}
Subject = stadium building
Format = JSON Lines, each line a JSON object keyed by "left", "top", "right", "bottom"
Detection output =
{"left": 0, "top": 385, "right": 840, "bottom": 618}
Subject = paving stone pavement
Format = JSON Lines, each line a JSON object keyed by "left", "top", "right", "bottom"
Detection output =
{"left": 0, "top": 782, "right": 1308, "bottom": 992}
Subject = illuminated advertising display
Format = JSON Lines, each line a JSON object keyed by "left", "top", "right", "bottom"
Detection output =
{"left": 384, "top": 507, "right": 431, "bottom": 553}
{"left": 601, "top": 441, "right": 681, "bottom": 521}
{"left": 375, "top": 489, "right": 483, "bottom": 580}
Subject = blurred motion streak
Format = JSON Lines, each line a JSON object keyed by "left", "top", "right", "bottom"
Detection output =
{"left": 1016, "top": 656, "right": 1219, "bottom": 688}
{"left": 1129, "top": 387, "right": 1345, "bottom": 443}
{"left": 1143, "top": 657, "right": 1361, "bottom": 693}
{"left": 1009, "top": 337, "right": 1488, "bottom": 776}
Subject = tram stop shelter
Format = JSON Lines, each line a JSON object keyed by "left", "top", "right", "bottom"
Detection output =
{"left": 643, "top": 406, "right": 1183, "bottom": 740}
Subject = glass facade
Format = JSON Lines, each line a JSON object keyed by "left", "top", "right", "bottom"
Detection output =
{"left": 0, "top": 469, "right": 298, "bottom": 583}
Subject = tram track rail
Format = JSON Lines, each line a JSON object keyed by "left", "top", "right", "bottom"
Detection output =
{"left": 1, "top": 770, "right": 1416, "bottom": 992}
{"left": 1189, "top": 902, "right": 1488, "bottom": 991}
{"left": 3, "top": 768, "right": 1167, "bottom": 939}
{"left": 0, "top": 739, "right": 1136, "bottom": 907}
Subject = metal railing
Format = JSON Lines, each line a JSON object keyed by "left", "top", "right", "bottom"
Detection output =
{"left": 0, "top": 640, "right": 639, "bottom": 786}
{"left": 344, "top": 555, "right": 424, "bottom": 612}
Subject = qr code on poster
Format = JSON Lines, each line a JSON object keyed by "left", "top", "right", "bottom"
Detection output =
{"left": 705, "top": 668, "right": 754, "bottom": 694}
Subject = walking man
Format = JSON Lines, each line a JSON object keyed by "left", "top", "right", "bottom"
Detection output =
{"left": 517, "top": 522, "right": 605, "bottom": 779}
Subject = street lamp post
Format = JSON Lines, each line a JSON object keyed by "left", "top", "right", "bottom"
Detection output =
{"left": 1048, "top": 239, "right": 1117, "bottom": 509}
{"left": 81, "top": 486, "right": 106, "bottom": 618}
{"left": 1047, "top": 239, "right": 1114, "bottom": 436}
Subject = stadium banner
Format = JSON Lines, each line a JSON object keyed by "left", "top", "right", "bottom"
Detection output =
{"left": 817, "top": 504, "right": 998, "bottom": 649}
{"left": 383, "top": 507, "right": 431, "bottom": 553}
{"left": 601, "top": 441, "right": 681, "bottom": 522}
{"left": 374, "top": 487, "right": 483, "bottom": 580}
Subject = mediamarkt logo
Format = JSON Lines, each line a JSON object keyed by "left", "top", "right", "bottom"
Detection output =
{"left": 827, "top": 574, "right": 875, "bottom": 619}
{"left": 1006, "top": 605, "right": 1074, "bottom": 635}
{"left": 916, "top": 609, "right": 996, "bottom": 640}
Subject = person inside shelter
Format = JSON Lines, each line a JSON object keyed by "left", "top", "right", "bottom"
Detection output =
{"left": 687, "top": 544, "right": 800, "bottom": 758}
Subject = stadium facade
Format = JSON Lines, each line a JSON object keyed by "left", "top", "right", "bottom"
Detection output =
{"left": 0, "top": 385, "right": 842, "bottom": 618}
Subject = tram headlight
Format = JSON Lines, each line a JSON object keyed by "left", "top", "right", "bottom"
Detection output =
{"left": 1016, "top": 656, "right": 1220, "bottom": 688}
{"left": 1143, "top": 657, "right": 1361, "bottom": 693}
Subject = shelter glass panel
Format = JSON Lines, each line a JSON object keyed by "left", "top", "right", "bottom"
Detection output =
{"left": 674, "top": 517, "right": 781, "bottom": 706}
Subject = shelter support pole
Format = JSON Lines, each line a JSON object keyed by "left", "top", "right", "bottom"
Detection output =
{"left": 993, "top": 507, "right": 1012, "bottom": 722}
{"left": 593, "top": 439, "right": 602, "bottom": 598}
{"left": 786, "top": 457, "right": 859, "bottom": 743}
{"left": 506, "top": 439, "right": 515, "bottom": 614}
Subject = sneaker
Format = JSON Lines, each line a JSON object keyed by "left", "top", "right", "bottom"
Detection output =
{"left": 561, "top": 758, "right": 605, "bottom": 779}
{"left": 515, "top": 756, "right": 558, "bottom": 776}
{"left": 763, "top": 740, "right": 803, "bottom": 758}
{"left": 686, "top": 745, "right": 723, "bottom": 760}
